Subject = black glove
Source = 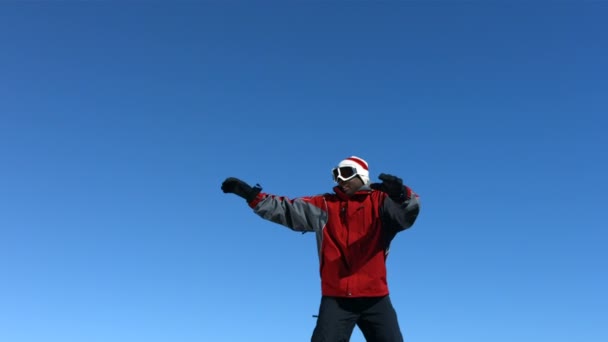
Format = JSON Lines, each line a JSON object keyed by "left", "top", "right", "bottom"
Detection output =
{"left": 221, "top": 177, "right": 262, "bottom": 202}
{"left": 370, "top": 173, "right": 406, "bottom": 202}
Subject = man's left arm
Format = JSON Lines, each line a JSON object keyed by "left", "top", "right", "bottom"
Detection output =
{"left": 372, "top": 173, "right": 421, "bottom": 232}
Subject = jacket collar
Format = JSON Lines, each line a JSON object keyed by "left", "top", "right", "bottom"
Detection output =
{"left": 333, "top": 185, "right": 372, "bottom": 201}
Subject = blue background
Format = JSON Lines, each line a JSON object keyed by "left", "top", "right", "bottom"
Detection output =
{"left": 1, "top": 2, "right": 606, "bottom": 341}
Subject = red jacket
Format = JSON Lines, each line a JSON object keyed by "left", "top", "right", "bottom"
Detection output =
{"left": 249, "top": 185, "right": 420, "bottom": 297}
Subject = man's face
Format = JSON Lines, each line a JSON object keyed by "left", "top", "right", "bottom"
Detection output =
{"left": 338, "top": 176, "right": 364, "bottom": 196}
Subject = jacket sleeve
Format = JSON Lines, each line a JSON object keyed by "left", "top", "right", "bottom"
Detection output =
{"left": 379, "top": 185, "right": 420, "bottom": 233}
{"left": 247, "top": 193, "right": 328, "bottom": 232}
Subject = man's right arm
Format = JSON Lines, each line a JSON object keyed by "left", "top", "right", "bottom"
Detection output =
{"left": 222, "top": 177, "right": 327, "bottom": 233}
{"left": 249, "top": 193, "right": 327, "bottom": 233}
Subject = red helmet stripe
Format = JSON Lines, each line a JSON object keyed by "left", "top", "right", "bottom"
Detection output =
{"left": 346, "top": 157, "right": 368, "bottom": 170}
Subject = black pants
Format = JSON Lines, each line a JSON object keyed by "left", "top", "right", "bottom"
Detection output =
{"left": 311, "top": 295, "right": 404, "bottom": 342}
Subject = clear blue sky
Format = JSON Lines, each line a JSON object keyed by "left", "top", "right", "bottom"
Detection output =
{"left": 1, "top": 1, "right": 606, "bottom": 341}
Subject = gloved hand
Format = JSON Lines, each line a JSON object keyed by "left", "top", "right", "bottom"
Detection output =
{"left": 221, "top": 177, "right": 262, "bottom": 202}
{"left": 370, "top": 173, "right": 406, "bottom": 202}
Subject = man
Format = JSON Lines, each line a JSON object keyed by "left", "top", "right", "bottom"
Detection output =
{"left": 221, "top": 156, "right": 420, "bottom": 342}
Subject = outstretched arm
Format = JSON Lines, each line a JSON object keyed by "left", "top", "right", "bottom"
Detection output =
{"left": 222, "top": 177, "right": 327, "bottom": 233}
{"left": 251, "top": 193, "right": 327, "bottom": 233}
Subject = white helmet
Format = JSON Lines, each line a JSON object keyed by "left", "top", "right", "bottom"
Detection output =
{"left": 333, "top": 156, "right": 370, "bottom": 185}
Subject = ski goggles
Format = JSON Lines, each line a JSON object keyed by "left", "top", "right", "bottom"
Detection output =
{"left": 332, "top": 166, "right": 359, "bottom": 182}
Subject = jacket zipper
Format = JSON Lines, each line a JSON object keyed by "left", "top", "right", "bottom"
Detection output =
{"left": 341, "top": 202, "right": 352, "bottom": 296}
